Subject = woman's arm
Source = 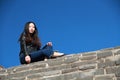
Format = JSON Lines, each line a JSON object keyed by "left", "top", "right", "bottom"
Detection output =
{"left": 21, "top": 35, "right": 29, "bottom": 56}
{"left": 21, "top": 35, "right": 31, "bottom": 63}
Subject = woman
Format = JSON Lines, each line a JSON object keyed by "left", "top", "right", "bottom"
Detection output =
{"left": 19, "top": 21, "right": 64, "bottom": 64}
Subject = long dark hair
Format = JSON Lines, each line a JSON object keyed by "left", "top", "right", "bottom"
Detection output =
{"left": 19, "top": 21, "right": 41, "bottom": 48}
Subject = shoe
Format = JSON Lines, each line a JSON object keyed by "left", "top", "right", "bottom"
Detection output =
{"left": 51, "top": 51, "right": 64, "bottom": 58}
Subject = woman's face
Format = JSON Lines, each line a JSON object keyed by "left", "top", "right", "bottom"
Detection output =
{"left": 29, "top": 23, "right": 35, "bottom": 33}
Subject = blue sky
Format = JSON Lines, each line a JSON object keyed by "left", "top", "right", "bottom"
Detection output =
{"left": 0, "top": 0, "right": 120, "bottom": 68}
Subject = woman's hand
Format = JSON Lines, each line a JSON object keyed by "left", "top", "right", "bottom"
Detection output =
{"left": 25, "top": 55, "right": 31, "bottom": 64}
{"left": 47, "top": 42, "right": 52, "bottom": 46}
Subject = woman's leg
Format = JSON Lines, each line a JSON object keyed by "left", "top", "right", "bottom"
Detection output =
{"left": 42, "top": 46, "right": 64, "bottom": 58}
{"left": 29, "top": 45, "right": 54, "bottom": 62}
{"left": 29, "top": 50, "right": 45, "bottom": 63}
{"left": 41, "top": 44, "right": 54, "bottom": 58}
{"left": 42, "top": 42, "right": 64, "bottom": 58}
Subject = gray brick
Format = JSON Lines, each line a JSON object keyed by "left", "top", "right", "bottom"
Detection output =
{"left": 29, "top": 62, "right": 47, "bottom": 69}
{"left": 71, "top": 60, "right": 97, "bottom": 68}
{"left": 97, "top": 55, "right": 120, "bottom": 68}
{"left": 27, "top": 70, "right": 61, "bottom": 79}
{"left": 80, "top": 55, "right": 96, "bottom": 61}
{"left": 100, "top": 48, "right": 114, "bottom": 51}
{"left": 115, "top": 55, "right": 120, "bottom": 65}
{"left": 0, "top": 74, "right": 8, "bottom": 80}
{"left": 47, "top": 59, "right": 64, "bottom": 66}
{"left": 114, "top": 50, "right": 120, "bottom": 55}
{"left": 27, "top": 73, "right": 43, "bottom": 79}
{"left": 41, "top": 75, "right": 63, "bottom": 80}
{"left": 97, "top": 62, "right": 106, "bottom": 69}
{"left": 95, "top": 74, "right": 115, "bottom": 80}
{"left": 0, "top": 69, "right": 7, "bottom": 74}
{"left": 93, "top": 69, "right": 104, "bottom": 75}
{"left": 82, "top": 52, "right": 96, "bottom": 56}
{"left": 0, "top": 69, "right": 5, "bottom": 72}
{"left": 97, "top": 60, "right": 115, "bottom": 68}
{"left": 7, "top": 70, "right": 30, "bottom": 79}
{"left": 64, "top": 56, "right": 79, "bottom": 64}
{"left": 105, "top": 59, "right": 116, "bottom": 66}
{"left": 73, "top": 53, "right": 81, "bottom": 57}
{"left": 10, "top": 77, "right": 26, "bottom": 80}
{"left": 97, "top": 50, "right": 113, "bottom": 59}
{"left": 25, "top": 64, "right": 70, "bottom": 74}
{"left": 95, "top": 76, "right": 113, "bottom": 80}
{"left": 114, "top": 46, "right": 120, "bottom": 49}
{"left": 7, "top": 65, "right": 31, "bottom": 74}
{"left": 76, "top": 76, "right": 93, "bottom": 80}
{"left": 41, "top": 70, "right": 61, "bottom": 77}
{"left": 79, "top": 64, "right": 96, "bottom": 71}
{"left": 62, "top": 71, "right": 81, "bottom": 80}
{"left": 7, "top": 67, "right": 15, "bottom": 74}
{"left": 39, "top": 71, "right": 81, "bottom": 80}
{"left": 62, "top": 67, "right": 79, "bottom": 74}
{"left": 106, "top": 66, "right": 120, "bottom": 77}
{"left": 79, "top": 70, "right": 94, "bottom": 78}
{"left": 44, "top": 64, "right": 71, "bottom": 72}
{"left": 116, "top": 77, "right": 120, "bottom": 80}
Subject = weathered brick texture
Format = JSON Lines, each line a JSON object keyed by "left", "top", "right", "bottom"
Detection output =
{"left": 0, "top": 46, "right": 120, "bottom": 80}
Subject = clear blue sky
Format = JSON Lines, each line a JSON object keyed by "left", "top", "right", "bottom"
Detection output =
{"left": 0, "top": 0, "right": 120, "bottom": 68}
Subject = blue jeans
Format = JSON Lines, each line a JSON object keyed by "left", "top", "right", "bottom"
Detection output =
{"left": 19, "top": 45, "right": 53, "bottom": 64}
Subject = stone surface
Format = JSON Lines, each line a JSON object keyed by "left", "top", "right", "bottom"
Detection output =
{"left": 0, "top": 46, "right": 120, "bottom": 80}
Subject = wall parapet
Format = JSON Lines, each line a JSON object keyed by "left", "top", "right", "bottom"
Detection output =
{"left": 0, "top": 46, "right": 120, "bottom": 80}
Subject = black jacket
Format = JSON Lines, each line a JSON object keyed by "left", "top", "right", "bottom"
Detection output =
{"left": 19, "top": 35, "right": 39, "bottom": 56}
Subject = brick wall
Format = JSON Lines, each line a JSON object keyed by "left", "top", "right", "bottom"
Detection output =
{"left": 0, "top": 46, "right": 120, "bottom": 80}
